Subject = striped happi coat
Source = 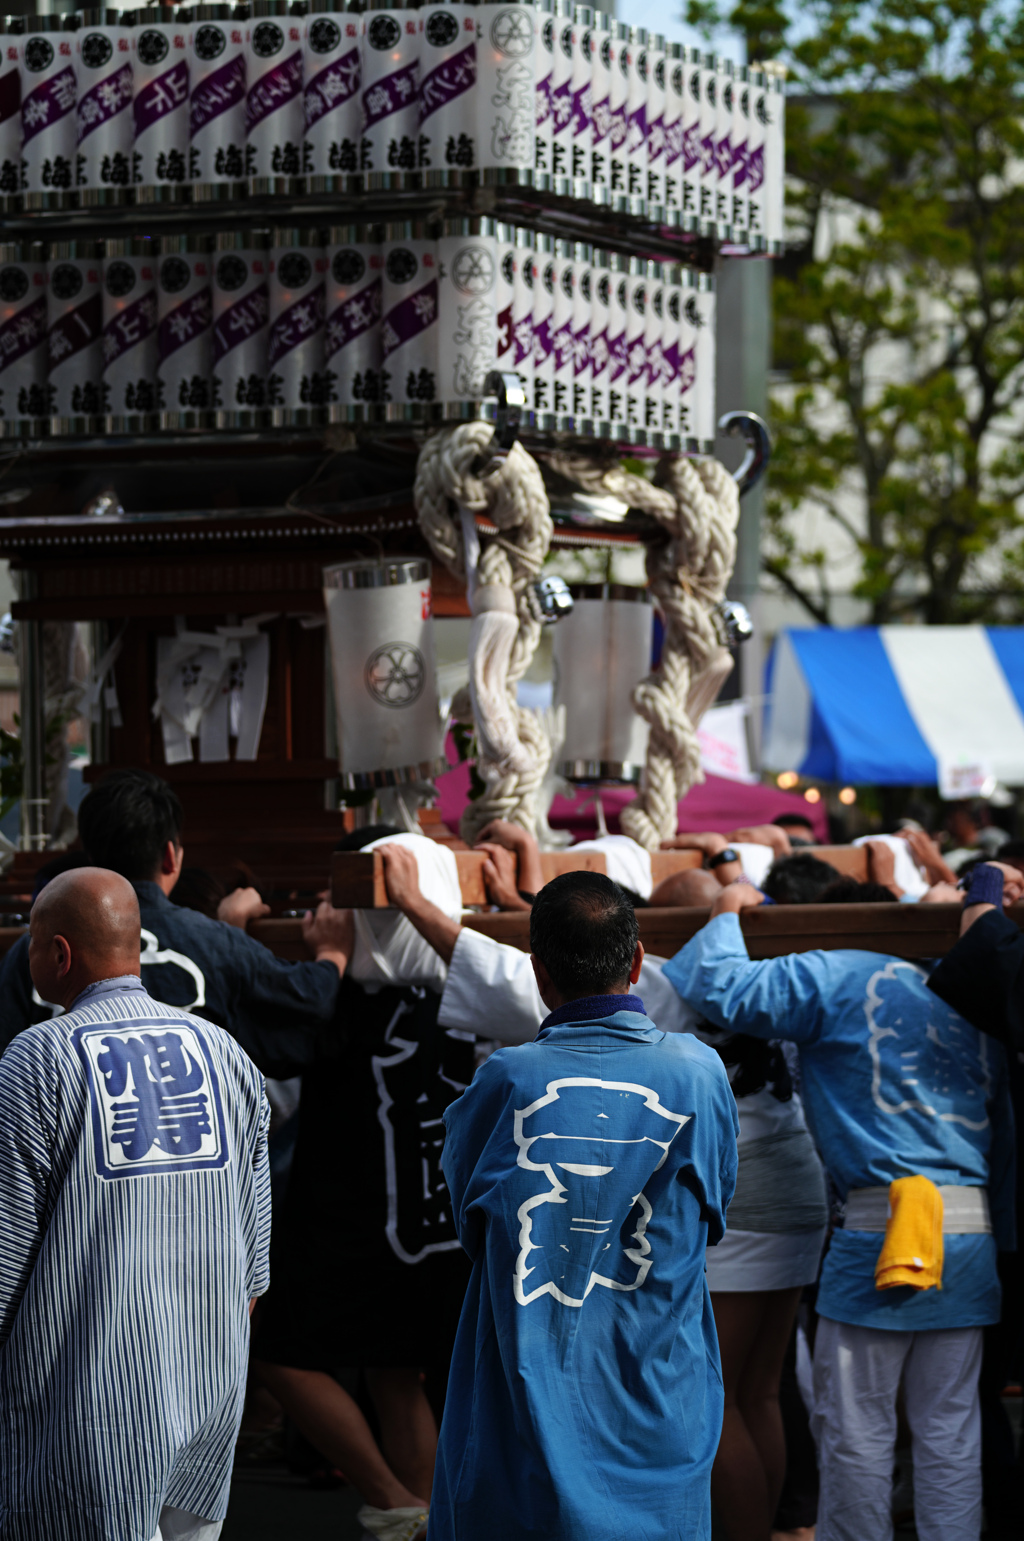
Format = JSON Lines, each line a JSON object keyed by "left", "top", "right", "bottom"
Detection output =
{"left": 0, "top": 976, "right": 271, "bottom": 1541}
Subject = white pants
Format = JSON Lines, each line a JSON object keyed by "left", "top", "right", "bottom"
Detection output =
{"left": 152, "top": 1507, "right": 223, "bottom": 1541}
{"left": 811, "top": 1319, "right": 983, "bottom": 1541}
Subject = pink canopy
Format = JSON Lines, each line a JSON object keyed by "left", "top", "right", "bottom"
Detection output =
{"left": 435, "top": 751, "right": 829, "bottom": 843}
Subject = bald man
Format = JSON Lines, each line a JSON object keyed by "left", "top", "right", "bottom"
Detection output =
{"left": 0, "top": 868, "right": 272, "bottom": 1541}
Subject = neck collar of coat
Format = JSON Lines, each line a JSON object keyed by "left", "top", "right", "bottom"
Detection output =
{"left": 540, "top": 993, "right": 646, "bottom": 1030}
{"left": 71, "top": 974, "right": 147, "bottom": 1010}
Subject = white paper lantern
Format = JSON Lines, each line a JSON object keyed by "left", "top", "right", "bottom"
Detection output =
{"left": 553, "top": 584, "right": 652, "bottom": 784}
{"left": 533, "top": 0, "right": 554, "bottom": 186}
{"left": 188, "top": 3, "right": 247, "bottom": 199}
{"left": 102, "top": 236, "right": 159, "bottom": 431}
{"left": 212, "top": 231, "right": 269, "bottom": 424}
{"left": 437, "top": 215, "right": 498, "bottom": 414}
{"left": 380, "top": 221, "right": 438, "bottom": 418}
{"left": 266, "top": 226, "right": 326, "bottom": 423}
{"left": 74, "top": 10, "right": 134, "bottom": 205}
{"left": 158, "top": 234, "right": 213, "bottom": 427}
{"left": 324, "top": 224, "right": 383, "bottom": 418}
{"left": 692, "top": 270, "right": 716, "bottom": 450}
{"left": 0, "top": 242, "right": 48, "bottom": 435}
{"left": 646, "top": 32, "right": 666, "bottom": 212}
{"left": 418, "top": 0, "right": 477, "bottom": 186}
{"left": 47, "top": 240, "right": 104, "bottom": 432}
{"left": 476, "top": 0, "right": 536, "bottom": 185}
{"left": 245, "top": 0, "right": 305, "bottom": 194}
{"left": 715, "top": 56, "right": 733, "bottom": 233}
{"left": 19, "top": 15, "right": 77, "bottom": 208}
{"left": 360, "top": 0, "right": 420, "bottom": 189}
{"left": 302, "top": 0, "right": 361, "bottom": 190}
{"left": 323, "top": 556, "right": 445, "bottom": 788}
{"left": 0, "top": 29, "right": 22, "bottom": 203}
{"left": 131, "top": 7, "right": 191, "bottom": 201}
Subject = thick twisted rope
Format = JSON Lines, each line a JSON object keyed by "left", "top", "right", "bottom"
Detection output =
{"left": 415, "top": 423, "right": 554, "bottom": 845}
{"left": 549, "top": 451, "right": 740, "bottom": 850}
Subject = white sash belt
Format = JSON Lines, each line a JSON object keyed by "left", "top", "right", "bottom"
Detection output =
{"left": 843, "top": 1184, "right": 991, "bottom": 1235}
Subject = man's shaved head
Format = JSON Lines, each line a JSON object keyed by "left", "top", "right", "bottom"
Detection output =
{"left": 649, "top": 868, "right": 723, "bottom": 907}
{"left": 30, "top": 868, "right": 141, "bottom": 1010}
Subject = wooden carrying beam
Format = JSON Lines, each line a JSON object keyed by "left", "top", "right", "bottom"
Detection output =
{"left": 331, "top": 847, "right": 706, "bottom": 908}
{"left": 330, "top": 842, "right": 870, "bottom": 909}
{"left": 461, "top": 903, "right": 1024, "bottom": 960}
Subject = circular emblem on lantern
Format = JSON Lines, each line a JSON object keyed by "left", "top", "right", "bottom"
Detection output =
{"left": 160, "top": 256, "right": 190, "bottom": 294}
{"left": 277, "top": 251, "right": 312, "bottom": 289}
{"left": 367, "top": 14, "right": 401, "bottom": 50}
{"left": 386, "top": 247, "right": 418, "bottom": 284}
{"left": 308, "top": 17, "right": 340, "bottom": 53}
{"left": 689, "top": 69, "right": 701, "bottom": 100}
{"left": 655, "top": 57, "right": 665, "bottom": 90}
{"left": 81, "top": 32, "right": 113, "bottom": 69}
{"left": 491, "top": 8, "right": 533, "bottom": 57}
{"left": 105, "top": 260, "right": 137, "bottom": 299}
{"left": 500, "top": 250, "right": 515, "bottom": 286}
{"left": 252, "top": 21, "right": 284, "bottom": 57}
{"left": 619, "top": 44, "right": 630, "bottom": 78}
{"left": 579, "top": 269, "right": 591, "bottom": 303}
{"left": 451, "top": 244, "right": 495, "bottom": 296}
{"left": 685, "top": 295, "right": 703, "bottom": 328}
{"left": 636, "top": 49, "right": 647, "bottom": 81}
{"left": 193, "top": 24, "right": 226, "bottom": 61}
{"left": 137, "top": 29, "right": 169, "bottom": 65}
{"left": 543, "top": 261, "right": 555, "bottom": 295}
{"left": 558, "top": 23, "right": 573, "bottom": 59}
{"left": 672, "top": 64, "right": 684, "bottom": 97}
{"left": 50, "top": 263, "right": 83, "bottom": 301}
{"left": 0, "top": 266, "right": 28, "bottom": 304}
{"left": 365, "top": 642, "right": 426, "bottom": 708}
{"left": 24, "top": 37, "right": 54, "bottom": 73}
{"left": 425, "top": 10, "right": 459, "bottom": 47}
{"left": 631, "top": 283, "right": 645, "bottom": 315}
{"left": 542, "top": 17, "right": 554, "bottom": 49}
{"left": 597, "top": 273, "right": 610, "bottom": 306}
{"left": 560, "top": 265, "right": 574, "bottom": 301}
{"left": 332, "top": 248, "right": 365, "bottom": 286}
{"left": 216, "top": 253, "right": 248, "bottom": 291}
{"left": 600, "top": 36, "right": 612, "bottom": 68}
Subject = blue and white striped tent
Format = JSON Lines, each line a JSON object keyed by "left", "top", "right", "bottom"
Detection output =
{"left": 763, "top": 626, "right": 1024, "bottom": 786}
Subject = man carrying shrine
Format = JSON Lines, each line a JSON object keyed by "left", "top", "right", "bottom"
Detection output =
{"left": 0, "top": 866, "right": 274, "bottom": 1541}
{"left": 429, "top": 871, "right": 738, "bottom": 1541}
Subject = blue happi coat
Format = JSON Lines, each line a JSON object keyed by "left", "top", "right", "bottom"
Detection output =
{"left": 430, "top": 995, "right": 738, "bottom": 1541}
{"left": 0, "top": 977, "right": 271, "bottom": 1541}
{"left": 663, "top": 914, "right": 1016, "bottom": 1331}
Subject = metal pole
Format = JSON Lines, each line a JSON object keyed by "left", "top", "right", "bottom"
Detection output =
{"left": 715, "top": 254, "right": 771, "bottom": 756}
{"left": 18, "top": 574, "right": 48, "bottom": 851}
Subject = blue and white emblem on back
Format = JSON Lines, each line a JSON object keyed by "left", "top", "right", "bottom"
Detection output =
{"left": 74, "top": 1017, "right": 229, "bottom": 1179}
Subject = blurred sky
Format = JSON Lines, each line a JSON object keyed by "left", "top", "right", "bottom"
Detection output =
{"left": 612, "top": 1, "right": 745, "bottom": 61}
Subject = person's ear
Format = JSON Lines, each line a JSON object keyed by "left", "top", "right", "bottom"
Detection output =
{"left": 161, "top": 839, "right": 183, "bottom": 877}
{"left": 53, "top": 934, "right": 72, "bottom": 979}
{"left": 530, "top": 953, "right": 559, "bottom": 1008}
{"left": 629, "top": 940, "right": 644, "bottom": 985}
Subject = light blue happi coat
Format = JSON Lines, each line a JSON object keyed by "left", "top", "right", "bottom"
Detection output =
{"left": 0, "top": 977, "right": 271, "bottom": 1541}
{"left": 662, "top": 914, "right": 1016, "bottom": 1331}
{"left": 430, "top": 996, "right": 738, "bottom": 1541}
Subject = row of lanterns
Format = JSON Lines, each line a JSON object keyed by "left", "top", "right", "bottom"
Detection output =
{"left": 324, "top": 558, "right": 649, "bottom": 787}
{"left": 0, "top": 219, "right": 717, "bottom": 442}
{"left": 0, "top": 1, "right": 785, "bottom": 248}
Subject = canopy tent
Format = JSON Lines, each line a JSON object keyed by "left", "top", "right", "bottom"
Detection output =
{"left": 763, "top": 626, "right": 1024, "bottom": 788}
{"left": 436, "top": 755, "right": 829, "bottom": 841}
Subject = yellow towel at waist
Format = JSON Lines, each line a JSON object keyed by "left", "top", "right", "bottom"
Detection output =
{"left": 874, "top": 1176, "right": 944, "bottom": 1292}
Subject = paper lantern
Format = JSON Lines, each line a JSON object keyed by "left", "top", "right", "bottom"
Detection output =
{"left": 323, "top": 557, "right": 445, "bottom": 788}
{"left": 553, "top": 583, "right": 652, "bottom": 784}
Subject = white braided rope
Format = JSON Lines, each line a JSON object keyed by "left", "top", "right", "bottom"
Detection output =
{"left": 548, "top": 451, "right": 740, "bottom": 851}
{"left": 414, "top": 423, "right": 554, "bottom": 845}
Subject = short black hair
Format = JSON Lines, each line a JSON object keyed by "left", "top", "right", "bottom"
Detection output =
{"left": 763, "top": 853, "right": 841, "bottom": 905}
{"left": 819, "top": 878, "right": 899, "bottom": 904}
{"left": 529, "top": 870, "right": 640, "bottom": 996}
{"left": 77, "top": 769, "right": 184, "bottom": 881}
{"left": 334, "top": 824, "right": 403, "bottom": 852}
{"left": 773, "top": 813, "right": 816, "bottom": 832}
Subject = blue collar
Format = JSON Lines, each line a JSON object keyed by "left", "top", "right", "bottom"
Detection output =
{"left": 71, "top": 974, "right": 146, "bottom": 1010}
{"left": 541, "top": 993, "right": 647, "bottom": 1030}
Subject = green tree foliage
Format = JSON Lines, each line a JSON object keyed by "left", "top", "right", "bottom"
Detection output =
{"left": 691, "top": 0, "right": 1024, "bottom": 623}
